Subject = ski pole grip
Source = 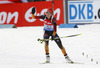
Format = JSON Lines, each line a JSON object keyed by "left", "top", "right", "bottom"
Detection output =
{"left": 37, "top": 38, "right": 40, "bottom": 41}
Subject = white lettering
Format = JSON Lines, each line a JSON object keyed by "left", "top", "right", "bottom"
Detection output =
{"left": 0, "top": 12, "right": 18, "bottom": 24}
{"left": 54, "top": 8, "right": 60, "bottom": 20}
{"left": 7, "top": 12, "right": 18, "bottom": 24}
{"left": 0, "top": 12, "right": 7, "bottom": 24}
{"left": 25, "top": 8, "right": 61, "bottom": 23}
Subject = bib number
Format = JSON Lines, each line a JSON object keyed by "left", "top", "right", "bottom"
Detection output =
{"left": 44, "top": 24, "right": 53, "bottom": 30}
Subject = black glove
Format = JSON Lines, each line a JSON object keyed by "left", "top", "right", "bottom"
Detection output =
{"left": 51, "top": 35, "right": 55, "bottom": 40}
{"left": 32, "top": 7, "right": 36, "bottom": 14}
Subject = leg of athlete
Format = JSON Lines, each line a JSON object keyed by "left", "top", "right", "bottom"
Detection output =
{"left": 44, "top": 33, "right": 50, "bottom": 63}
{"left": 54, "top": 34, "right": 73, "bottom": 63}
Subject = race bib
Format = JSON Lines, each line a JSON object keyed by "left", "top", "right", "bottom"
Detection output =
{"left": 44, "top": 24, "right": 53, "bottom": 30}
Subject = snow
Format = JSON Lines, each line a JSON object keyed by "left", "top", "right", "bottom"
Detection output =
{"left": 0, "top": 24, "right": 100, "bottom": 68}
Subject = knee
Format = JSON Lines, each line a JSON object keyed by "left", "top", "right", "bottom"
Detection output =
{"left": 55, "top": 39, "right": 63, "bottom": 49}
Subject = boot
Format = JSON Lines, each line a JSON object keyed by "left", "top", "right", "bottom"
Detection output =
{"left": 65, "top": 55, "right": 73, "bottom": 63}
{"left": 46, "top": 54, "right": 50, "bottom": 63}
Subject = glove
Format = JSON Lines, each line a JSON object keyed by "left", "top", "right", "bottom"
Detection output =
{"left": 51, "top": 35, "right": 55, "bottom": 40}
{"left": 32, "top": 7, "right": 36, "bottom": 14}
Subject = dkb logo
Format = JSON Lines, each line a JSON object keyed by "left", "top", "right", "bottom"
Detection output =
{"left": 69, "top": 1, "right": 94, "bottom": 23}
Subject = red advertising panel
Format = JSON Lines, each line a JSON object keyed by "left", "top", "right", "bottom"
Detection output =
{"left": 0, "top": 1, "right": 64, "bottom": 27}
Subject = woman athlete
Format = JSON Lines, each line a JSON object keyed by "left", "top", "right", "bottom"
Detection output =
{"left": 32, "top": 7, "right": 73, "bottom": 63}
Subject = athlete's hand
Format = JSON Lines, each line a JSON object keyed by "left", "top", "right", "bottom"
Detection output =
{"left": 51, "top": 35, "right": 55, "bottom": 40}
{"left": 32, "top": 7, "right": 36, "bottom": 14}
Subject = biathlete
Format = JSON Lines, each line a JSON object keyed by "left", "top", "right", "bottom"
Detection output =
{"left": 32, "top": 7, "right": 73, "bottom": 63}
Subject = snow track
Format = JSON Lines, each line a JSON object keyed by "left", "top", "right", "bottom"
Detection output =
{"left": 0, "top": 24, "right": 100, "bottom": 68}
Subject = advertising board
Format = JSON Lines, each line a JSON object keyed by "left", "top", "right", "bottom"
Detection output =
{"left": 0, "top": 1, "right": 64, "bottom": 27}
{"left": 68, "top": 1, "right": 100, "bottom": 23}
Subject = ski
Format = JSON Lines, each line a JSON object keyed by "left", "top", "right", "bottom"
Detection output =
{"left": 39, "top": 62, "right": 52, "bottom": 64}
{"left": 39, "top": 62, "right": 84, "bottom": 64}
{"left": 65, "top": 62, "right": 84, "bottom": 64}
{"left": 38, "top": 33, "right": 82, "bottom": 43}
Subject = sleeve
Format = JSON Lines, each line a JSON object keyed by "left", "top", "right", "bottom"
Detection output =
{"left": 52, "top": 18, "right": 57, "bottom": 36}
{"left": 32, "top": 14, "right": 46, "bottom": 20}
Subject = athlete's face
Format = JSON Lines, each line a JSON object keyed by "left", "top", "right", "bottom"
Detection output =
{"left": 46, "top": 12, "right": 52, "bottom": 19}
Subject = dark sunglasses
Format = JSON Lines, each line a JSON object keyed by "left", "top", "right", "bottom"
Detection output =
{"left": 46, "top": 12, "right": 52, "bottom": 15}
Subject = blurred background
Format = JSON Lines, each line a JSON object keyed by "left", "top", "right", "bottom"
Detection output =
{"left": 0, "top": 0, "right": 51, "bottom": 4}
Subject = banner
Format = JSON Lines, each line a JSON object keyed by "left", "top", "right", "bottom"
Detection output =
{"left": 0, "top": 1, "right": 64, "bottom": 27}
{"left": 68, "top": 1, "right": 100, "bottom": 23}
{"left": 0, "top": 0, "right": 21, "bottom": 4}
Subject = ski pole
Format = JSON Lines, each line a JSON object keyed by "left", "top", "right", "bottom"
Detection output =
{"left": 37, "top": 33, "right": 82, "bottom": 43}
